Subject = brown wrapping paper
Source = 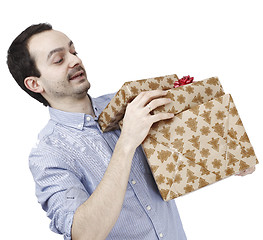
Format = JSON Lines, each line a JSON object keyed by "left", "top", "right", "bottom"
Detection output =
{"left": 98, "top": 74, "right": 179, "bottom": 132}
{"left": 98, "top": 76, "right": 258, "bottom": 201}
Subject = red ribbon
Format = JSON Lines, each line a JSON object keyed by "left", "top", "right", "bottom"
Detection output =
{"left": 174, "top": 75, "right": 194, "bottom": 88}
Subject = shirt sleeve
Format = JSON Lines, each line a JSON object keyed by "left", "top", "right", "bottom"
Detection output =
{"left": 29, "top": 143, "right": 90, "bottom": 239}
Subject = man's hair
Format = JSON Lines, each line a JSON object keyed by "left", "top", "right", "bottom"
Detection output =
{"left": 7, "top": 23, "right": 53, "bottom": 106}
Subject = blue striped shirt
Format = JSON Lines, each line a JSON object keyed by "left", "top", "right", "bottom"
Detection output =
{"left": 29, "top": 93, "right": 187, "bottom": 239}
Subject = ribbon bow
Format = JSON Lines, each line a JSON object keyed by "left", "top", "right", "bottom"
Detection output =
{"left": 174, "top": 75, "right": 194, "bottom": 88}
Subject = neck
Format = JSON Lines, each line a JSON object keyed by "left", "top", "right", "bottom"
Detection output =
{"left": 49, "top": 95, "right": 96, "bottom": 117}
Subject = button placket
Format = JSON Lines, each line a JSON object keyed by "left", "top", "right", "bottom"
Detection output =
{"left": 128, "top": 154, "right": 166, "bottom": 240}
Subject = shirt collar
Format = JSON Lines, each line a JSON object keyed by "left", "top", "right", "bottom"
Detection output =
{"left": 48, "top": 95, "right": 102, "bottom": 130}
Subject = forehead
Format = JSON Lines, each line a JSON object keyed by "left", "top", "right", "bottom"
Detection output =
{"left": 28, "top": 30, "right": 71, "bottom": 59}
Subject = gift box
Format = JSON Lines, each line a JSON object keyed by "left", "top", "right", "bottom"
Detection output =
{"left": 98, "top": 75, "right": 258, "bottom": 201}
{"left": 98, "top": 74, "right": 179, "bottom": 132}
{"left": 144, "top": 93, "right": 258, "bottom": 200}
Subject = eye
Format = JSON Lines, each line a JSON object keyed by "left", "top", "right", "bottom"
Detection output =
{"left": 54, "top": 58, "right": 63, "bottom": 64}
{"left": 72, "top": 51, "right": 78, "bottom": 56}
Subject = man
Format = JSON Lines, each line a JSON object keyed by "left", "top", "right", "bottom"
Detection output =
{"left": 7, "top": 23, "right": 186, "bottom": 240}
{"left": 7, "top": 23, "right": 254, "bottom": 240}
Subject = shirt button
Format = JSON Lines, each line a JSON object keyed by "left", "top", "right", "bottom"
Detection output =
{"left": 131, "top": 180, "right": 136, "bottom": 185}
{"left": 77, "top": 124, "right": 82, "bottom": 128}
{"left": 86, "top": 116, "right": 91, "bottom": 121}
{"left": 159, "top": 233, "right": 164, "bottom": 238}
{"left": 146, "top": 205, "right": 151, "bottom": 211}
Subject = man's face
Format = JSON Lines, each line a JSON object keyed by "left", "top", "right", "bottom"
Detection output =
{"left": 27, "top": 30, "right": 90, "bottom": 104}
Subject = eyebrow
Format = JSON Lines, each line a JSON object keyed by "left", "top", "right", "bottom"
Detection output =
{"left": 47, "top": 40, "right": 74, "bottom": 60}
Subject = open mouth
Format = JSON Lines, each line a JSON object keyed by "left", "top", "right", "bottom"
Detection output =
{"left": 69, "top": 70, "right": 85, "bottom": 80}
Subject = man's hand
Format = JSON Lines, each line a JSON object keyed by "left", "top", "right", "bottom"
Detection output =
{"left": 236, "top": 166, "right": 256, "bottom": 176}
{"left": 120, "top": 90, "right": 174, "bottom": 150}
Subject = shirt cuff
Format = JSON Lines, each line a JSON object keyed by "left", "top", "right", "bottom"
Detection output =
{"left": 64, "top": 212, "right": 75, "bottom": 240}
{"left": 63, "top": 187, "right": 89, "bottom": 239}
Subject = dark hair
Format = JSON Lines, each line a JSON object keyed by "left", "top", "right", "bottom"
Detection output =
{"left": 7, "top": 23, "right": 53, "bottom": 106}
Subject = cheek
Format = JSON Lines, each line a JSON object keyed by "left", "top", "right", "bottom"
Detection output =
{"left": 45, "top": 68, "right": 68, "bottom": 81}
{"left": 37, "top": 62, "right": 69, "bottom": 88}
{"left": 40, "top": 71, "right": 68, "bottom": 91}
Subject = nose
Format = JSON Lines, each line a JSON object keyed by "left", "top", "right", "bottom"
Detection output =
{"left": 68, "top": 52, "right": 82, "bottom": 68}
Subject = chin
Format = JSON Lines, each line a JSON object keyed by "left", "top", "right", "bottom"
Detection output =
{"left": 75, "top": 81, "right": 90, "bottom": 96}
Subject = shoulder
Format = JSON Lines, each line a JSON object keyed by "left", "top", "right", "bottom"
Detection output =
{"left": 37, "top": 119, "right": 56, "bottom": 141}
{"left": 29, "top": 120, "right": 72, "bottom": 169}
{"left": 94, "top": 92, "right": 116, "bottom": 103}
{"left": 28, "top": 131, "right": 82, "bottom": 181}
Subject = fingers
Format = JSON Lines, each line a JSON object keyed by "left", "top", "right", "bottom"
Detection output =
{"left": 236, "top": 166, "right": 256, "bottom": 176}
{"left": 122, "top": 90, "right": 174, "bottom": 147}
{"left": 149, "top": 112, "right": 174, "bottom": 124}
{"left": 128, "top": 90, "right": 173, "bottom": 124}
{"left": 145, "top": 97, "right": 172, "bottom": 115}
{"left": 132, "top": 90, "right": 169, "bottom": 108}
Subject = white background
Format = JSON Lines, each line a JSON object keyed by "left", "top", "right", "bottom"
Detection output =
{"left": 1, "top": 0, "right": 262, "bottom": 239}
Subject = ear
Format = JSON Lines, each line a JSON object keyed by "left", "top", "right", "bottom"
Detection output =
{"left": 24, "top": 76, "right": 44, "bottom": 93}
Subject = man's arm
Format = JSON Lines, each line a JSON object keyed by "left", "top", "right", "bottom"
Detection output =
{"left": 71, "top": 90, "right": 174, "bottom": 240}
